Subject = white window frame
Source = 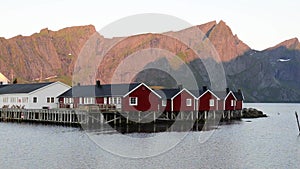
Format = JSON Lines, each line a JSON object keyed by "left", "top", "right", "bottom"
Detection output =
{"left": 83, "top": 97, "right": 94, "bottom": 104}
{"left": 186, "top": 98, "right": 192, "bottom": 106}
{"left": 231, "top": 100, "right": 236, "bottom": 106}
{"left": 162, "top": 100, "right": 167, "bottom": 107}
{"left": 33, "top": 97, "right": 38, "bottom": 103}
{"left": 209, "top": 99, "right": 215, "bottom": 107}
{"left": 22, "top": 97, "right": 28, "bottom": 103}
{"left": 129, "top": 97, "right": 138, "bottom": 106}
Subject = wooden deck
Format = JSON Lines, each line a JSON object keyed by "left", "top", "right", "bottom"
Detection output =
{"left": 0, "top": 107, "right": 242, "bottom": 128}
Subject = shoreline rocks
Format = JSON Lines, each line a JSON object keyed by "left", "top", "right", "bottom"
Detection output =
{"left": 242, "top": 108, "right": 267, "bottom": 118}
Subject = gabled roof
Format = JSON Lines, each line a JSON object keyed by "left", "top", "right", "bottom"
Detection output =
{"left": 0, "top": 82, "right": 54, "bottom": 94}
{"left": 193, "top": 89, "right": 220, "bottom": 100}
{"left": 123, "top": 83, "right": 162, "bottom": 98}
{"left": 213, "top": 91, "right": 228, "bottom": 100}
{"left": 190, "top": 90, "right": 205, "bottom": 98}
{"left": 171, "top": 88, "right": 196, "bottom": 100}
{"left": 58, "top": 83, "right": 141, "bottom": 97}
{"left": 156, "top": 88, "right": 181, "bottom": 99}
{"left": 233, "top": 91, "right": 244, "bottom": 101}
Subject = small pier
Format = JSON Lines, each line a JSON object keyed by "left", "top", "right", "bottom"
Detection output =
{"left": 0, "top": 106, "right": 242, "bottom": 129}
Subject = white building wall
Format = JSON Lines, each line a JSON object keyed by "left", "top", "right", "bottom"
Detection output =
{"left": 0, "top": 94, "right": 30, "bottom": 108}
{"left": 0, "top": 82, "right": 70, "bottom": 109}
{"left": 28, "top": 82, "right": 70, "bottom": 109}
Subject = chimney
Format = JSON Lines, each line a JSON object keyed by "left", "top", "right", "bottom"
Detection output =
{"left": 238, "top": 89, "right": 241, "bottom": 94}
{"left": 96, "top": 80, "right": 101, "bottom": 87}
{"left": 226, "top": 88, "right": 230, "bottom": 94}
{"left": 178, "top": 84, "right": 183, "bottom": 90}
{"left": 202, "top": 86, "right": 207, "bottom": 91}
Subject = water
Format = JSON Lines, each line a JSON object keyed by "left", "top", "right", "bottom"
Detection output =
{"left": 0, "top": 103, "right": 300, "bottom": 168}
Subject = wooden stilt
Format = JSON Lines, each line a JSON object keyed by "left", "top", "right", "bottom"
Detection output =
{"left": 295, "top": 112, "right": 300, "bottom": 135}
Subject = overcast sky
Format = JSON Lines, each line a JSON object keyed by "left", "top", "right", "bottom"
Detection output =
{"left": 0, "top": 0, "right": 299, "bottom": 50}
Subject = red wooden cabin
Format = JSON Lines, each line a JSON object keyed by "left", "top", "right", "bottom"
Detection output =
{"left": 196, "top": 87, "right": 220, "bottom": 111}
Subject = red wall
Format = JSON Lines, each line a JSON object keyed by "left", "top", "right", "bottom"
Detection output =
{"left": 198, "top": 92, "right": 218, "bottom": 111}
{"left": 122, "top": 85, "right": 160, "bottom": 112}
{"left": 96, "top": 97, "right": 104, "bottom": 104}
{"left": 172, "top": 90, "right": 195, "bottom": 112}
{"left": 225, "top": 93, "right": 236, "bottom": 110}
{"left": 218, "top": 100, "right": 224, "bottom": 110}
{"left": 73, "top": 97, "right": 79, "bottom": 108}
{"left": 236, "top": 100, "right": 243, "bottom": 110}
{"left": 161, "top": 100, "right": 172, "bottom": 112}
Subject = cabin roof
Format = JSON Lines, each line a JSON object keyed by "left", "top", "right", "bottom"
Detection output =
{"left": 189, "top": 90, "right": 206, "bottom": 98}
{"left": 0, "top": 82, "right": 54, "bottom": 94}
{"left": 155, "top": 88, "right": 181, "bottom": 99}
{"left": 233, "top": 91, "right": 244, "bottom": 101}
{"left": 213, "top": 91, "right": 228, "bottom": 99}
{"left": 58, "top": 83, "right": 141, "bottom": 97}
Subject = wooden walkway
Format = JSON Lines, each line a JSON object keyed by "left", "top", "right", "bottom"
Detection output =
{"left": 0, "top": 108, "right": 242, "bottom": 127}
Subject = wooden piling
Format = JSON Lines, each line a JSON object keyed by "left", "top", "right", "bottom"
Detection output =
{"left": 295, "top": 111, "right": 300, "bottom": 135}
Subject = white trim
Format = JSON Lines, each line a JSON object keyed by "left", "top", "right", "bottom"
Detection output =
{"left": 194, "top": 99, "right": 196, "bottom": 111}
{"left": 186, "top": 98, "right": 192, "bottom": 106}
{"left": 129, "top": 97, "right": 138, "bottom": 106}
{"left": 162, "top": 100, "right": 167, "bottom": 107}
{"left": 171, "top": 88, "right": 196, "bottom": 100}
{"left": 223, "top": 91, "right": 237, "bottom": 109}
{"left": 123, "top": 83, "right": 162, "bottom": 98}
{"left": 224, "top": 91, "right": 237, "bottom": 101}
{"left": 209, "top": 99, "right": 215, "bottom": 107}
{"left": 197, "top": 89, "right": 220, "bottom": 100}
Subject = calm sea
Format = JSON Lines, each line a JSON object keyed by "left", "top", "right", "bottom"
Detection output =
{"left": 0, "top": 103, "right": 299, "bottom": 169}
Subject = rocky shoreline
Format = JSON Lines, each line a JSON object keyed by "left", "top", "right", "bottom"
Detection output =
{"left": 242, "top": 108, "right": 267, "bottom": 118}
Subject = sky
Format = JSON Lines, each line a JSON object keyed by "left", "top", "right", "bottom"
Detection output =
{"left": 0, "top": 0, "right": 299, "bottom": 50}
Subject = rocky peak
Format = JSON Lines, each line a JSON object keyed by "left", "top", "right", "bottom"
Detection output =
{"left": 197, "top": 20, "right": 217, "bottom": 35}
{"left": 200, "top": 20, "right": 250, "bottom": 62}
{"left": 272, "top": 37, "right": 300, "bottom": 50}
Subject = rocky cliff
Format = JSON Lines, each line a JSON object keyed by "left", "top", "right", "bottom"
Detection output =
{"left": 0, "top": 25, "right": 96, "bottom": 84}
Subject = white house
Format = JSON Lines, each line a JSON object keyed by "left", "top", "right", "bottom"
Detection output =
{"left": 0, "top": 81, "right": 70, "bottom": 109}
{"left": 0, "top": 73, "right": 10, "bottom": 85}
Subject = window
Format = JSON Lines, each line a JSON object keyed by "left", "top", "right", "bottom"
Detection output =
{"left": 47, "top": 97, "right": 55, "bottom": 103}
{"left": 3, "top": 97, "right": 8, "bottom": 103}
{"left": 110, "top": 97, "right": 121, "bottom": 105}
{"left": 129, "top": 97, "right": 138, "bottom": 106}
{"left": 10, "top": 97, "right": 17, "bottom": 103}
{"left": 162, "top": 100, "right": 167, "bottom": 107}
{"left": 209, "top": 99, "right": 215, "bottom": 106}
{"left": 186, "top": 98, "right": 192, "bottom": 106}
{"left": 117, "top": 97, "right": 121, "bottom": 104}
{"left": 33, "top": 97, "right": 37, "bottom": 103}
{"left": 83, "top": 97, "right": 94, "bottom": 104}
{"left": 231, "top": 100, "right": 236, "bottom": 106}
{"left": 22, "top": 97, "right": 28, "bottom": 103}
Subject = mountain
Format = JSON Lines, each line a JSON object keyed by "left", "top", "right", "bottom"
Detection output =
{"left": 0, "top": 25, "right": 96, "bottom": 84}
{"left": 269, "top": 37, "right": 300, "bottom": 50}
{"left": 198, "top": 20, "right": 250, "bottom": 61}
{"left": 0, "top": 21, "right": 299, "bottom": 102}
{"left": 223, "top": 38, "right": 300, "bottom": 102}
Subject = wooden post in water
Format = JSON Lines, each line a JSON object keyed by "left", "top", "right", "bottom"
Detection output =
{"left": 295, "top": 111, "right": 300, "bottom": 135}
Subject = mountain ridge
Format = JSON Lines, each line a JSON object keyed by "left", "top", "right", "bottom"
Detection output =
{"left": 0, "top": 21, "right": 299, "bottom": 102}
